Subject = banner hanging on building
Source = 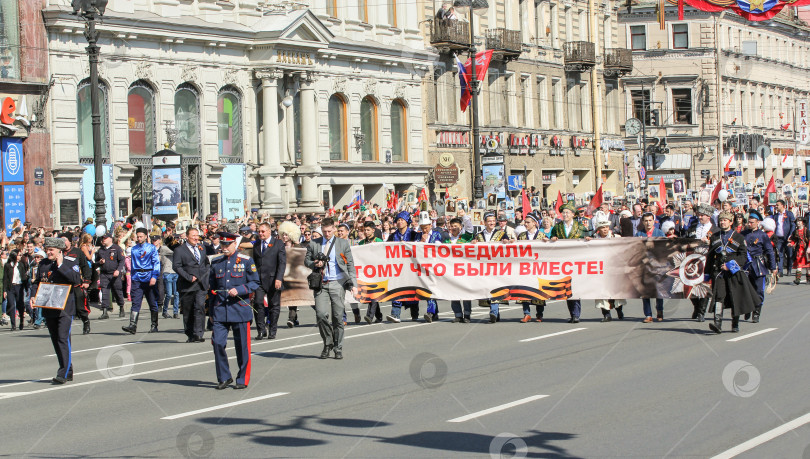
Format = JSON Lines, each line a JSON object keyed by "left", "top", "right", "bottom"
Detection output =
{"left": 280, "top": 239, "right": 712, "bottom": 305}
{"left": 81, "top": 164, "right": 114, "bottom": 225}
{"left": 797, "top": 99, "right": 808, "bottom": 145}
{"left": 1, "top": 138, "right": 24, "bottom": 182}
{"left": 152, "top": 167, "right": 181, "bottom": 216}
{"left": 221, "top": 164, "right": 246, "bottom": 220}
{"left": 3, "top": 185, "right": 25, "bottom": 236}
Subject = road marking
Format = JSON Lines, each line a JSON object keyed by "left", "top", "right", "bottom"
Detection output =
{"left": 161, "top": 392, "right": 289, "bottom": 420}
{"left": 710, "top": 411, "right": 810, "bottom": 459}
{"left": 726, "top": 328, "right": 777, "bottom": 342}
{"left": 44, "top": 341, "right": 142, "bottom": 357}
{"left": 448, "top": 395, "right": 549, "bottom": 423}
{"left": 520, "top": 328, "right": 587, "bottom": 342}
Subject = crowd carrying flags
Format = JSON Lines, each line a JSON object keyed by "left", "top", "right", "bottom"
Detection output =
{"left": 521, "top": 186, "right": 531, "bottom": 215}
{"left": 348, "top": 191, "right": 362, "bottom": 210}
{"left": 554, "top": 190, "right": 564, "bottom": 214}
{"left": 764, "top": 176, "right": 777, "bottom": 207}
{"left": 586, "top": 185, "right": 603, "bottom": 217}
{"left": 456, "top": 50, "right": 493, "bottom": 112}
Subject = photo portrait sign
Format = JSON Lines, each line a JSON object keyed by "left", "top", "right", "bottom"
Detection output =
{"left": 33, "top": 283, "right": 72, "bottom": 310}
{"left": 152, "top": 167, "right": 182, "bottom": 216}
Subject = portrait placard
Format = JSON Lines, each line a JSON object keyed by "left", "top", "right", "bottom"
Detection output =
{"left": 33, "top": 283, "right": 72, "bottom": 310}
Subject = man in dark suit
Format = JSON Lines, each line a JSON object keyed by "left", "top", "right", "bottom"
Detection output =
{"left": 773, "top": 199, "right": 796, "bottom": 275}
{"left": 173, "top": 227, "right": 210, "bottom": 342}
{"left": 252, "top": 222, "right": 286, "bottom": 340}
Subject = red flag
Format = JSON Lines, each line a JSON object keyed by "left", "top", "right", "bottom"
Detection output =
{"left": 521, "top": 187, "right": 531, "bottom": 216}
{"left": 586, "top": 185, "right": 603, "bottom": 217}
{"left": 657, "top": 178, "right": 667, "bottom": 215}
{"left": 678, "top": 0, "right": 684, "bottom": 20}
{"left": 458, "top": 50, "right": 494, "bottom": 112}
{"left": 764, "top": 176, "right": 776, "bottom": 207}
{"left": 418, "top": 188, "right": 428, "bottom": 204}
{"left": 554, "top": 190, "right": 564, "bottom": 214}
{"left": 710, "top": 178, "right": 724, "bottom": 205}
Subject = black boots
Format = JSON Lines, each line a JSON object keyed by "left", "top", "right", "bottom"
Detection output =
{"left": 99, "top": 309, "right": 109, "bottom": 320}
{"left": 731, "top": 316, "right": 740, "bottom": 333}
{"left": 149, "top": 311, "right": 159, "bottom": 333}
{"left": 82, "top": 319, "right": 91, "bottom": 335}
{"left": 709, "top": 302, "right": 723, "bottom": 334}
{"left": 122, "top": 311, "right": 139, "bottom": 334}
{"left": 752, "top": 307, "right": 761, "bottom": 323}
{"left": 118, "top": 307, "right": 125, "bottom": 318}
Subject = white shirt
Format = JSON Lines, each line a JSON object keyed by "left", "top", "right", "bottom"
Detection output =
{"left": 482, "top": 229, "right": 495, "bottom": 241}
{"left": 11, "top": 262, "right": 20, "bottom": 285}
{"left": 695, "top": 222, "right": 713, "bottom": 240}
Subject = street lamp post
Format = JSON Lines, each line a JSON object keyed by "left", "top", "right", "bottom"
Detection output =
{"left": 73, "top": 0, "right": 109, "bottom": 231}
{"left": 453, "top": 0, "right": 488, "bottom": 200}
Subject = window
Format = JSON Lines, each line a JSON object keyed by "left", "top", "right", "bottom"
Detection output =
{"left": 174, "top": 83, "right": 201, "bottom": 156}
{"left": 535, "top": 2, "right": 547, "bottom": 46}
{"left": 566, "top": 77, "right": 579, "bottom": 131}
{"left": 551, "top": 78, "right": 562, "bottom": 129}
{"left": 519, "top": 0, "right": 531, "bottom": 43}
{"left": 293, "top": 92, "right": 302, "bottom": 162}
{"left": 358, "top": 0, "right": 368, "bottom": 22}
{"left": 520, "top": 76, "right": 530, "bottom": 126}
{"left": 360, "top": 97, "right": 378, "bottom": 161}
{"left": 0, "top": 0, "right": 19, "bottom": 79}
{"left": 672, "top": 24, "right": 688, "bottom": 49}
{"left": 604, "top": 16, "right": 612, "bottom": 48}
{"left": 549, "top": 3, "right": 559, "bottom": 48}
{"left": 578, "top": 10, "right": 587, "bottom": 41}
{"left": 672, "top": 88, "right": 693, "bottom": 124}
{"left": 390, "top": 99, "right": 407, "bottom": 162}
{"left": 326, "top": 0, "right": 337, "bottom": 18}
{"left": 630, "top": 25, "right": 646, "bottom": 51}
{"left": 77, "top": 80, "right": 109, "bottom": 159}
{"left": 328, "top": 94, "right": 347, "bottom": 161}
{"left": 565, "top": 7, "right": 572, "bottom": 43}
{"left": 388, "top": 0, "right": 398, "bottom": 27}
{"left": 127, "top": 81, "right": 156, "bottom": 157}
{"left": 536, "top": 76, "right": 548, "bottom": 129}
{"left": 631, "top": 89, "right": 651, "bottom": 125}
{"left": 217, "top": 87, "right": 242, "bottom": 159}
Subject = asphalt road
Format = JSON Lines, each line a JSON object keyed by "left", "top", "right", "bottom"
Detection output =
{"left": 1, "top": 280, "right": 809, "bottom": 458}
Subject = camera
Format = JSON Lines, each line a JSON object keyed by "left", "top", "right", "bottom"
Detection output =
{"left": 313, "top": 252, "right": 329, "bottom": 268}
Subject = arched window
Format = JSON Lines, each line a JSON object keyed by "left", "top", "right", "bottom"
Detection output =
{"left": 127, "top": 81, "right": 156, "bottom": 157}
{"left": 217, "top": 86, "right": 242, "bottom": 160}
{"left": 360, "top": 96, "right": 378, "bottom": 162}
{"left": 328, "top": 94, "right": 347, "bottom": 161}
{"left": 77, "top": 79, "right": 109, "bottom": 159}
{"left": 174, "top": 83, "right": 201, "bottom": 156}
{"left": 390, "top": 99, "right": 408, "bottom": 162}
{"left": 293, "top": 92, "right": 302, "bottom": 162}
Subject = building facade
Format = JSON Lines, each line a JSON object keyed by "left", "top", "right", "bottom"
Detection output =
{"left": 43, "top": 0, "right": 434, "bottom": 226}
{"left": 421, "top": 0, "right": 631, "bottom": 205}
{"left": 619, "top": 3, "right": 810, "bottom": 196}
{"left": 1, "top": 0, "right": 52, "bottom": 230}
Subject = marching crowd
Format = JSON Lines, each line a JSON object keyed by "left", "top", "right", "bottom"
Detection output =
{"left": 5, "top": 190, "right": 807, "bottom": 386}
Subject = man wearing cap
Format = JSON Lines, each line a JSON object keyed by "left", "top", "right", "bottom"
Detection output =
{"left": 62, "top": 233, "right": 92, "bottom": 334}
{"left": 122, "top": 228, "right": 161, "bottom": 334}
{"left": 441, "top": 217, "right": 475, "bottom": 322}
{"left": 592, "top": 216, "right": 626, "bottom": 322}
{"left": 414, "top": 213, "right": 443, "bottom": 323}
{"left": 305, "top": 217, "right": 359, "bottom": 359}
{"left": 706, "top": 210, "right": 760, "bottom": 333}
{"left": 686, "top": 203, "right": 720, "bottom": 322}
{"left": 95, "top": 234, "right": 125, "bottom": 320}
{"left": 473, "top": 211, "right": 509, "bottom": 323}
{"left": 204, "top": 233, "right": 222, "bottom": 256}
{"left": 174, "top": 227, "right": 211, "bottom": 342}
{"left": 386, "top": 212, "right": 417, "bottom": 323}
{"left": 516, "top": 211, "right": 547, "bottom": 323}
{"left": 252, "top": 221, "right": 286, "bottom": 340}
{"left": 742, "top": 210, "right": 777, "bottom": 323}
{"left": 358, "top": 220, "right": 384, "bottom": 323}
{"left": 32, "top": 238, "right": 82, "bottom": 384}
{"left": 209, "top": 232, "right": 260, "bottom": 389}
{"left": 550, "top": 203, "right": 590, "bottom": 323}
{"left": 575, "top": 206, "right": 592, "bottom": 236}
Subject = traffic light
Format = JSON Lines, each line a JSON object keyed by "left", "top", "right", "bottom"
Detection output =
{"left": 650, "top": 109, "right": 660, "bottom": 126}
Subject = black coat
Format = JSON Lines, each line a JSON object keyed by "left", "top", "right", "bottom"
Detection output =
{"left": 33, "top": 258, "right": 81, "bottom": 318}
{"left": 252, "top": 237, "right": 287, "bottom": 291}
{"left": 706, "top": 230, "right": 760, "bottom": 316}
{"left": 3, "top": 260, "right": 29, "bottom": 292}
{"left": 173, "top": 243, "right": 211, "bottom": 293}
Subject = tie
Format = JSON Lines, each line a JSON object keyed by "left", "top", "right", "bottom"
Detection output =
{"left": 262, "top": 241, "right": 267, "bottom": 254}
{"left": 193, "top": 246, "right": 200, "bottom": 262}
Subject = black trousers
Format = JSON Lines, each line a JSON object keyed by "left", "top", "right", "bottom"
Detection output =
{"left": 180, "top": 290, "right": 206, "bottom": 339}
{"left": 100, "top": 274, "right": 125, "bottom": 310}
{"left": 7, "top": 284, "right": 25, "bottom": 328}
{"left": 691, "top": 297, "right": 709, "bottom": 315}
{"left": 74, "top": 289, "right": 89, "bottom": 323}
{"left": 253, "top": 285, "right": 281, "bottom": 336}
{"left": 46, "top": 314, "right": 73, "bottom": 378}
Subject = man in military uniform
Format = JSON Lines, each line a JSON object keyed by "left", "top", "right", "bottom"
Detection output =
{"left": 95, "top": 234, "right": 125, "bottom": 319}
{"left": 741, "top": 210, "right": 777, "bottom": 323}
{"left": 550, "top": 203, "right": 590, "bottom": 323}
{"left": 517, "top": 211, "right": 547, "bottom": 323}
{"left": 62, "top": 234, "right": 91, "bottom": 334}
{"left": 575, "top": 205, "right": 592, "bottom": 237}
{"left": 473, "top": 212, "right": 510, "bottom": 323}
{"left": 32, "top": 238, "right": 81, "bottom": 384}
{"left": 122, "top": 228, "right": 161, "bottom": 334}
{"left": 707, "top": 211, "right": 761, "bottom": 333}
{"left": 209, "top": 232, "right": 260, "bottom": 390}
{"left": 358, "top": 221, "right": 384, "bottom": 323}
{"left": 686, "top": 203, "right": 719, "bottom": 322}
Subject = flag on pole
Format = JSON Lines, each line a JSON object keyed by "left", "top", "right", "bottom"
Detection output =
{"left": 521, "top": 187, "right": 531, "bottom": 216}
{"left": 678, "top": 0, "right": 684, "bottom": 20}
{"left": 554, "top": 190, "right": 564, "bottom": 214}
{"left": 418, "top": 188, "right": 428, "bottom": 204}
{"left": 764, "top": 176, "right": 776, "bottom": 207}
{"left": 586, "top": 185, "right": 603, "bottom": 217}
{"left": 456, "top": 50, "right": 494, "bottom": 112}
{"left": 710, "top": 178, "right": 725, "bottom": 205}
{"left": 348, "top": 190, "right": 362, "bottom": 210}
{"left": 657, "top": 178, "right": 667, "bottom": 215}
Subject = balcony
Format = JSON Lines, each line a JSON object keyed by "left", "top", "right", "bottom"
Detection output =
{"left": 563, "top": 41, "right": 596, "bottom": 72}
{"left": 485, "top": 28, "right": 522, "bottom": 61}
{"left": 603, "top": 48, "right": 633, "bottom": 77}
{"left": 430, "top": 19, "right": 471, "bottom": 54}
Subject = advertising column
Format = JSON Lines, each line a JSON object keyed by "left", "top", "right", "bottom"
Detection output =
{"left": 1, "top": 138, "right": 24, "bottom": 235}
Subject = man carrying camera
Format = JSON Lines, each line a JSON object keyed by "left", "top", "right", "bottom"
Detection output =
{"left": 305, "top": 218, "right": 358, "bottom": 360}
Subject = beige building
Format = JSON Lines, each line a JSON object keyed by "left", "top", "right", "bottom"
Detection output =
{"left": 619, "top": 3, "right": 810, "bottom": 197}
{"left": 420, "top": 0, "right": 632, "bottom": 206}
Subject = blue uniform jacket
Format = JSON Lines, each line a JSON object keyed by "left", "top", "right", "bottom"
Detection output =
{"left": 130, "top": 242, "right": 160, "bottom": 282}
{"left": 209, "top": 253, "right": 260, "bottom": 323}
{"left": 388, "top": 228, "right": 414, "bottom": 242}
{"left": 742, "top": 228, "right": 777, "bottom": 276}
{"left": 414, "top": 229, "right": 444, "bottom": 243}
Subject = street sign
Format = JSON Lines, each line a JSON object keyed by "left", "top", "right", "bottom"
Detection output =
{"left": 434, "top": 163, "right": 459, "bottom": 186}
{"left": 639, "top": 166, "right": 646, "bottom": 180}
{"left": 481, "top": 155, "right": 504, "bottom": 165}
{"left": 507, "top": 175, "right": 523, "bottom": 191}
{"left": 757, "top": 144, "right": 771, "bottom": 159}
{"left": 701, "top": 169, "right": 711, "bottom": 178}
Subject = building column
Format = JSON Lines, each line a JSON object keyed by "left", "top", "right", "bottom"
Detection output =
{"left": 296, "top": 71, "right": 322, "bottom": 212}
{"left": 256, "top": 69, "right": 285, "bottom": 213}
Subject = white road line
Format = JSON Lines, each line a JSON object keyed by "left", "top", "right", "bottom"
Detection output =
{"left": 161, "top": 392, "right": 289, "bottom": 420}
{"left": 448, "top": 395, "right": 549, "bottom": 423}
{"left": 44, "top": 341, "right": 142, "bottom": 357}
{"left": 710, "top": 411, "right": 810, "bottom": 459}
{"left": 520, "top": 328, "right": 587, "bottom": 342}
{"left": 726, "top": 328, "right": 777, "bottom": 342}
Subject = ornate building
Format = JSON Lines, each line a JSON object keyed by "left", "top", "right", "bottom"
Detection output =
{"left": 43, "top": 0, "right": 434, "bottom": 226}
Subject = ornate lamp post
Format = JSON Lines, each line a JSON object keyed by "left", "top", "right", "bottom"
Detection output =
{"left": 73, "top": 0, "right": 109, "bottom": 230}
{"left": 453, "top": 0, "right": 488, "bottom": 200}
